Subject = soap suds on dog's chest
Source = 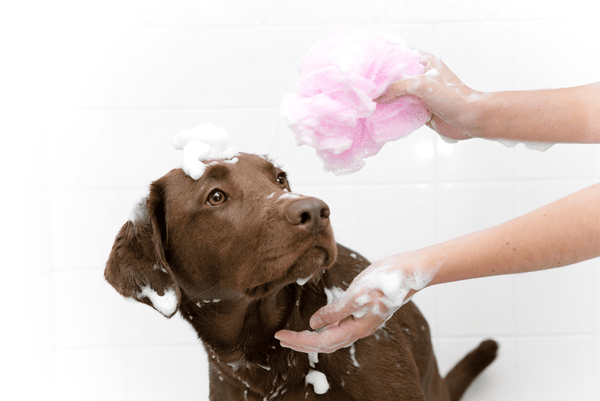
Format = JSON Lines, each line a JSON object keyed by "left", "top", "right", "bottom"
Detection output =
{"left": 306, "top": 352, "right": 329, "bottom": 395}
{"left": 302, "top": 286, "right": 347, "bottom": 395}
{"left": 349, "top": 344, "right": 360, "bottom": 368}
{"left": 324, "top": 286, "right": 345, "bottom": 305}
{"left": 305, "top": 370, "right": 329, "bottom": 395}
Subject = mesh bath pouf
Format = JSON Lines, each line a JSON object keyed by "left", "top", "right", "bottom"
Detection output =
{"left": 280, "top": 27, "right": 431, "bottom": 175}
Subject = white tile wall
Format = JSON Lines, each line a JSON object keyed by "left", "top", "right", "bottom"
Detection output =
{"left": 53, "top": 271, "right": 125, "bottom": 348}
{"left": 124, "top": 346, "right": 210, "bottom": 400}
{"left": 517, "top": 336, "right": 595, "bottom": 400}
{"left": 6, "top": 0, "right": 599, "bottom": 400}
{"left": 514, "top": 19, "right": 598, "bottom": 90}
{"left": 55, "top": 349, "right": 126, "bottom": 401}
{"left": 514, "top": 261, "right": 594, "bottom": 335}
{"left": 434, "top": 338, "right": 519, "bottom": 401}
{"left": 45, "top": 110, "right": 120, "bottom": 190}
{"left": 354, "top": 183, "right": 436, "bottom": 260}
{"left": 49, "top": 191, "right": 123, "bottom": 270}
{"left": 435, "top": 22, "right": 514, "bottom": 92}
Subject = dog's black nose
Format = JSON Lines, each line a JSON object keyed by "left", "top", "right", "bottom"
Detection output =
{"left": 284, "top": 197, "right": 330, "bottom": 233}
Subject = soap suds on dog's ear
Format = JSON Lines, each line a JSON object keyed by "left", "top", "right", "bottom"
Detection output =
{"left": 137, "top": 285, "right": 178, "bottom": 317}
{"left": 173, "top": 123, "right": 239, "bottom": 180}
{"left": 129, "top": 196, "right": 149, "bottom": 224}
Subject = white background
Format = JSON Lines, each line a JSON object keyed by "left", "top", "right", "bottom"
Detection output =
{"left": 3, "top": 0, "right": 600, "bottom": 400}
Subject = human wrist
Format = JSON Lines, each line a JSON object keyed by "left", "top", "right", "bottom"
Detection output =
{"left": 414, "top": 242, "right": 457, "bottom": 289}
{"left": 394, "top": 249, "right": 443, "bottom": 292}
{"left": 364, "top": 251, "right": 439, "bottom": 308}
{"left": 460, "top": 90, "right": 489, "bottom": 139}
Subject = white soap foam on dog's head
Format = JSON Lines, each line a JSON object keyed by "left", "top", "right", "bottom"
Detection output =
{"left": 172, "top": 123, "right": 239, "bottom": 180}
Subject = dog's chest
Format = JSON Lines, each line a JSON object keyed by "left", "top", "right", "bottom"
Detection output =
{"left": 210, "top": 344, "right": 371, "bottom": 401}
{"left": 214, "top": 365, "right": 349, "bottom": 401}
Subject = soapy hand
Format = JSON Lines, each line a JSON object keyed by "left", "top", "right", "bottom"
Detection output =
{"left": 275, "top": 253, "right": 435, "bottom": 354}
{"left": 375, "top": 53, "right": 483, "bottom": 141}
{"left": 275, "top": 284, "right": 396, "bottom": 354}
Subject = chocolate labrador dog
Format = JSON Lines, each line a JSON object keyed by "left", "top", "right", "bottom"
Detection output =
{"left": 105, "top": 153, "right": 497, "bottom": 401}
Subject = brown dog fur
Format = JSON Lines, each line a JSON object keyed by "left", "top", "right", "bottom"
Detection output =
{"left": 105, "top": 153, "right": 497, "bottom": 401}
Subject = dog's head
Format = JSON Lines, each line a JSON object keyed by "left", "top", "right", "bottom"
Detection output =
{"left": 105, "top": 153, "right": 337, "bottom": 317}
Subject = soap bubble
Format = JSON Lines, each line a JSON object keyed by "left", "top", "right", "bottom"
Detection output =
{"left": 172, "top": 123, "right": 239, "bottom": 180}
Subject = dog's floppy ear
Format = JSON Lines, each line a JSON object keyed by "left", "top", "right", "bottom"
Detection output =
{"left": 104, "top": 180, "right": 181, "bottom": 318}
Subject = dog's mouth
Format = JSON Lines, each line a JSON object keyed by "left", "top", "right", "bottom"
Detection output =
{"left": 244, "top": 246, "right": 333, "bottom": 299}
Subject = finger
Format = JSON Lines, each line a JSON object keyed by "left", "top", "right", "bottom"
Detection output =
{"left": 427, "top": 117, "right": 468, "bottom": 141}
{"left": 275, "top": 326, "right": 354, "bottom": 354}
{"left": 278, "top": 315, "right": 374, "bottom": 353}
{"left": 418, "top": 53, "right": 464, "bottom": 86}
{"left": 373, "top": 78, "right": 417, "bottom": 104}
{"left": 438, "top": 134, "right": 459, "bottom": 144}
{"left": 425, "top": 120, "right": 438, "bottom": 134}
{"left": 309, "top": 299, "right": 357, "bottom": 330}
{"left": 419, "top": 52, "right": 439, "bottom": 70}
{"left": 275, "top": 329, "right": 328, "bottom": 353}
{"left": 277, "top": 310, "right": 388, "bottom": 353}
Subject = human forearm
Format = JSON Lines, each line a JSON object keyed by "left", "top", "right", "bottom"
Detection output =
{"left": 470, "top": 83, "right": 600, "bottom": 144}
{"left": 427, "top": 183, "right": 600, "bottom": 287}
{"left": 275, "top": 185, "right": 600, "bottom": 354}
{"left": 376, "top": 54, "right": 600, "bottom": 144}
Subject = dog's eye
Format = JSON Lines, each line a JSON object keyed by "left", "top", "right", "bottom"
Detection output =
{"left": 207, "top": 190, "right": 227, "bottom": 206}
{"left": 276, "top": 173, "right": 288, "bottom": 187}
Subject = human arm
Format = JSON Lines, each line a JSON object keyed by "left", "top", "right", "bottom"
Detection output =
{"left": 375, "top": 54, "right": 600, "bottom": 144}
{"left": 275, "top": 183, "right": 600, "bottom": 353}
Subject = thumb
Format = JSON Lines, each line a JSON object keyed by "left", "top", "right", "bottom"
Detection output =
{"left": 309, "top": 300, "right": 353, "bottom": 330}
{"left": 374, "top": 77, "right": 419, "bottom": 104}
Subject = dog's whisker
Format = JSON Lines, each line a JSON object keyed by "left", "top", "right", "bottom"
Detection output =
{"left": 266, "top": 129, "right": 280, "bottom": 159}
{"left": 271, "top": 151, "right": 295, "bottom": 165}
{"left": 181, "top": 285, "right": 221, "bottom": 308}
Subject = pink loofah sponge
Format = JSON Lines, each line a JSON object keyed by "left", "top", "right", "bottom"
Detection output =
{"left": 280, "top": 28, "right": 431, "bottom": 175}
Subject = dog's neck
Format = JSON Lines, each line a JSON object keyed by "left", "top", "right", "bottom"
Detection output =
{"left": 176, "top": 268, "right": 341, "bottom": 398}
{"left": 179, "top": 282, "right": 319, "bottom": 365}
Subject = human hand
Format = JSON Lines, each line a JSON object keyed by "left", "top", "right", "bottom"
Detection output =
{"left": 374, "top": 53, "right": 483, "bottom": 141}
{"left": 274, "top": 252, "right": 437, "bottom": 353}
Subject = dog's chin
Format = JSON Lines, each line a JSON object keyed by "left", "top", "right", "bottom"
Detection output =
{"left": 244, "top": 246, "right": 333, "bottom": 299}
